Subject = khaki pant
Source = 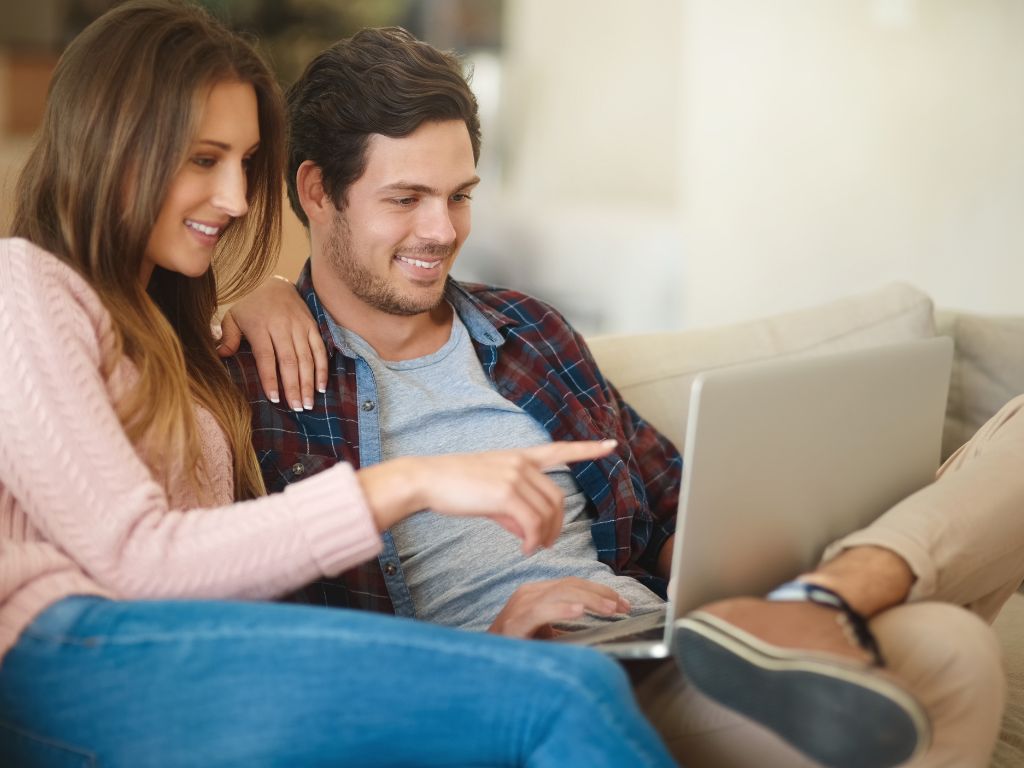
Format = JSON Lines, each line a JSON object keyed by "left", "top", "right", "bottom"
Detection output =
{"left": 635, "top": 394, "right": 1024, "bottom": 767}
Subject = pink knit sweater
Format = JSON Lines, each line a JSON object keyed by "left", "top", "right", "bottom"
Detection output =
{"left": 0, "top": 238, "right": 383, "bottom": 660}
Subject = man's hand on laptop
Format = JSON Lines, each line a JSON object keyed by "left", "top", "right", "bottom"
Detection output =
{"left": 488, "top": 577, "right": 631, "bottom": 639}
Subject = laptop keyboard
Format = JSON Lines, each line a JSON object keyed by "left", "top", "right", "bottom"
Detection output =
{"left": 553, "top": 607, "right": 667, "bottom": 646}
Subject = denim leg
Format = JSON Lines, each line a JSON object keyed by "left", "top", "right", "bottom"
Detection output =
{"left": 0, "top": 597, "right": 676, "bottom": 768}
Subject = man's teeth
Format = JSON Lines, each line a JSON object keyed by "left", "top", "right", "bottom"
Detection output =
{"left": 396, "top": 255, "right": 441, "bottom": 269}
{"left": 186, "top": 220, "right": 221, "bottom": 236}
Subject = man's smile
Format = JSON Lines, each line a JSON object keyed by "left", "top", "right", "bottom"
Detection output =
{"left": 395, "top": 254, "right": 443, "bottom": 269}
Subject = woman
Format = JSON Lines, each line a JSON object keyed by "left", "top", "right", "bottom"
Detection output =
{"left": 0, "top": 3, "right": 676, "bottom": 766}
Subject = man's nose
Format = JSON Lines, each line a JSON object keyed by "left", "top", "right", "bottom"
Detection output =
{"left": 416, "top": 200, "right": 457, "bottom": 245}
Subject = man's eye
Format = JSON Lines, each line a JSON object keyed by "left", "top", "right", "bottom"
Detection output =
{"left": 394, "top": 197, "right": 417, "bottom": 206}
{"left": 451, "top": 193, "right": 473, "bottom": 203}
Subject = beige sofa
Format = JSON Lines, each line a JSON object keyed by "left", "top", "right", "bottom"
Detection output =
{"left": 586, "top": 283, "right": 1024, "bottom": 767}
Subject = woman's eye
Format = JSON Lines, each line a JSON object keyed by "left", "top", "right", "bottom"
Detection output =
{"left": 191, "top": 156, "right": 216, "bottom": 169}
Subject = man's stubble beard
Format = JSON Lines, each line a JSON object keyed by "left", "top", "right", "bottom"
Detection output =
{"left": 325, "top": 211, "right": 451, "bottom": 317}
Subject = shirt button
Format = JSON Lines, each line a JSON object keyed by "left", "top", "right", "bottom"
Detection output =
{"left": 291, "top": 462, "right": 305, "bottom": 476}
{"left": 384, "top": 562, "right": 398, "bottom": 576}
{"left": 361, "top": 400, "right": 375, "bottom": 411}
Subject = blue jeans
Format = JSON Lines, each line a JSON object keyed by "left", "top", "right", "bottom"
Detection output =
{"left": 0, "top": 597, "right": 676, "bottom": 767}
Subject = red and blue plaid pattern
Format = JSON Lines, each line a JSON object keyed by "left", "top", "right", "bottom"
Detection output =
{"left": 225, "top": 261, "right": 682, "bottom": 615}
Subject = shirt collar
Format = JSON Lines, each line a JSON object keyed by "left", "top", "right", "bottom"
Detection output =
{"left": 295, "top": 258, "right": 510, "bottom": 358}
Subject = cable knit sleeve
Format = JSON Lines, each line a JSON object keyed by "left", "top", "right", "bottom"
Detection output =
{"left": 0, "top": 239, "right": 381, "bottom": 600}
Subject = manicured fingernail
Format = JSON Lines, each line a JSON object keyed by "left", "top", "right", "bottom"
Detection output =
{"left": 318, "top": 385, "right": 327, "bottom": 394}
{"left": 291, "top": 402, "right": 303, "bottom": 412}
{"left": 602, "top": 439, "right": 618, "bottom": 448}
{"left": 303, "top": 399, "right": 313, "bottom": 410}
{"left": 268, "top": 392, "right": 279, "bottom": 404}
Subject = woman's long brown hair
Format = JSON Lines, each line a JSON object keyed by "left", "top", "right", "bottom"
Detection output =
{"left": 12, "top": 1, "right": 284, "bottom": 500}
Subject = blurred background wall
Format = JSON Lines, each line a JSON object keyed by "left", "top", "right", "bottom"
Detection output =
{"left": 2, "top": 0, "right": 1022, "bottom": 334}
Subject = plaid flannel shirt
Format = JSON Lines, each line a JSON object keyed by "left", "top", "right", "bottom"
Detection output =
{"left": 225, "top": 260, "right": 682, "bottom": 616}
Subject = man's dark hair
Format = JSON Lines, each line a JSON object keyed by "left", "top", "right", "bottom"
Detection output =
{"left": 285, "top": 26, "right": 482, "bottom": 226}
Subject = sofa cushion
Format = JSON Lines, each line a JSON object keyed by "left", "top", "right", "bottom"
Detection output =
{"left": 936, "top": 311, "right": 1024, "bottom": 461}
{"left": 587, "top": 283, "right": 936, "bottom": 450}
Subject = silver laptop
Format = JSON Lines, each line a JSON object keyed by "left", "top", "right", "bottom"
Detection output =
{"left": 556, "top": 337, "right": 953, "bottom": 659}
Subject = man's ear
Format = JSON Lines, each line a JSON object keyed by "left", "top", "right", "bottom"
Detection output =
{"left": 295, "top": 161, "right": 334, "bottom": 226}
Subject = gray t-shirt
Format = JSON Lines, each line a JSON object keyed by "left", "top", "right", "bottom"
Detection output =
{"left": 339, "top": 310, "right": 663, "bottom": 631}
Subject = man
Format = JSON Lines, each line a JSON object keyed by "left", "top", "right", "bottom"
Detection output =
{"left": 222, "top": 27, "right": 1011, "bottom": 767}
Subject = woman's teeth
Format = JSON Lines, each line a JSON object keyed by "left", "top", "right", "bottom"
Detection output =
{"left": 186, "top": 220, "right": 221, "bottom": 236}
